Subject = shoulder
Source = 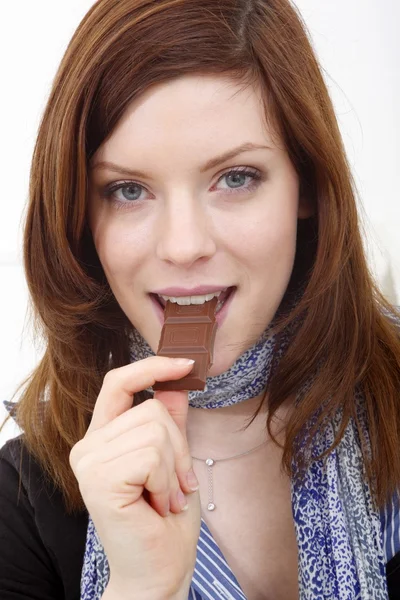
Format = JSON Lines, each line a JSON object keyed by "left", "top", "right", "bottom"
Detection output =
{"left": 0, "top": 435, "right": 54, "bottom": 508}
{"left": 0, "top": 434, "right": 23, "bottom": 466}
{"left": 0, "top": 435, "right": 31, "bottom": 504}
{"left": 0, "top": 433, "right": 88, "bottom": 531}
{"left": 0, "top": 436, "right": 88, "bottom": 600}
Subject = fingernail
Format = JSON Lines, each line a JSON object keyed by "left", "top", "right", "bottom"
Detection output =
{"left": 171, "top": 358, "right": 195, "bottom": 365}
{"left": 187, "top": 468, "right": 199, "bottom": 491}
{"left": 177, "top": 489, "right": 188, "bottom": 511}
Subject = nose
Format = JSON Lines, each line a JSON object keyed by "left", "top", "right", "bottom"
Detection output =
{"left": 156, "top": 195, "right": 216, "bottom": 267}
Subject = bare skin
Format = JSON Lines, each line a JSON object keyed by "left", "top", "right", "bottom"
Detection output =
{"left": 186, "top": 394, "right": 299, "bottom": 600}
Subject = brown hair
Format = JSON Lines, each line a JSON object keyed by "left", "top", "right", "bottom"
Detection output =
{"left": 7, "top": 0, "right": 400, "bottom": 513}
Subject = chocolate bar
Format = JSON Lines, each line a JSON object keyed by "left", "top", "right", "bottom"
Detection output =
{"left": 153, "top": 297, "right": 218, "bottom": 391}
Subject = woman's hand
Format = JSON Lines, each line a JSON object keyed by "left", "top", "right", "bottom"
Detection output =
{"left": 69, "top": 356, "right": 201, "bottom": 600}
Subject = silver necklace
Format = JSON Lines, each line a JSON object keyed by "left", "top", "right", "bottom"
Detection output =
{"left": 191, "top": 439, "right": 269, "bottom": 511}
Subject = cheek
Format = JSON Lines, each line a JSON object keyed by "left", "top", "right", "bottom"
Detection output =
{"left": 91, "top": 218, "right": 147, "bottom": 281}
{"left": 223, "top": 204, "right": 298, "bottom": 271}
{"left": 220, "top": 167, "right": 300, "bottom": 261}
{"left": 260, "top": 219, "right": 297, "bottom": 265}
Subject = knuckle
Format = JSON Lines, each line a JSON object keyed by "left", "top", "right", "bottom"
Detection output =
{"left": 176, "top": 451, "right": 192, "bottom": 476}
{"left": 175, "top": 445, "right": 189, "bottom": 463}
{"left": 103, "top": 368, "right": 117, "bottom": 385}
{"left": 147, "top": 446, "right": 163, "bottom": 471}
{"left": 148, "top": 420, "right": 168, "bottom": 445}
{"left": 147, "top": 397, "right": 168, "bottom": 418}
{"left": 174, "top": 441, "right": 192, "bottom": 471}
{"left": 72, "top": 451, "right": 94, "bottom": 479}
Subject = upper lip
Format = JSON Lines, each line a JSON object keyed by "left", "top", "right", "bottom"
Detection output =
{"left": 151, "top": 285, "right": 231, "bottom": 297}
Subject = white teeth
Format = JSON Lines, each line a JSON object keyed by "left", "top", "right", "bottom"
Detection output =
{"left": 160, "top": 290, "right": 224, "bottom": 306}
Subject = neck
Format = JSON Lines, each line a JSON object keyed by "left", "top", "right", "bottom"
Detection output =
{"left": 187, "top": 392, "right": 293, "bottom": 459}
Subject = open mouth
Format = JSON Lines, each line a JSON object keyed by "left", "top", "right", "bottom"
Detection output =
{"left": 150, "top": 286, "right": 236, "bottom": 314}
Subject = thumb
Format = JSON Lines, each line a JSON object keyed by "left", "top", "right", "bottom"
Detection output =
{"left": 154, "top": 389, "right": 190, "bottom": 443}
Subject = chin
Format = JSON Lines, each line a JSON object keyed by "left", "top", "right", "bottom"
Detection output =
{"left": 207, "top": 340, "right": 243, "bottom": 377}
{"left": 208, "top": 361, "right": 232, "bottom": 377}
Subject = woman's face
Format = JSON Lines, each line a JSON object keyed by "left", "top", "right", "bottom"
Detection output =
{"left": 88, "top": 74, "right": 312, "bottom": 375}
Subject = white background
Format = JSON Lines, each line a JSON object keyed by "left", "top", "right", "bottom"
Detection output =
{"left": 0, "top": 1, "right": 399, "bottom": 445}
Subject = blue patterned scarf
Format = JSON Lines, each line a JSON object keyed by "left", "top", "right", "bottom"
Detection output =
{"left": 79, "top": 297, "right": 390, "bottom": 599}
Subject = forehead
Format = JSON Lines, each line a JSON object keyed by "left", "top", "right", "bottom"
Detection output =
{"left": 92, "top": 74, "right": 278, "bottom": 166}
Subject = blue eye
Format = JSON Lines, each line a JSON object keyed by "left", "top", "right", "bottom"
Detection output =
{"left": 217, "top": 168, "right": 262, "bottom": 191}
{"left": 102, "top": 166, "right": 264, "bottom": 209}
{"left": 225, "top": 172, "right": 247, "bottom": 188}
{"left": 108, "top": 182, "right": 143, "bottom": 202}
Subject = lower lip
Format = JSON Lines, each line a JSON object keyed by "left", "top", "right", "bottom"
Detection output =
{"left": 149, "top": 287, "right": 236, "bottom": 327}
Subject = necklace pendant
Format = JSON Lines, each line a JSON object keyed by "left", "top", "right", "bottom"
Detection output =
{"left": 205, "top": 458, "right": 215, "bottom": 510}
{"left": 191, "top": 440, "right": 269, "bottom": 514}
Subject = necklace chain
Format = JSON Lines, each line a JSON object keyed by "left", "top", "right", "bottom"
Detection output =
{"left": 191, "top": 439, "right": 268, "bottom": 462}
{"left": 191, "top": 439, "right": 269, "bottom": 511}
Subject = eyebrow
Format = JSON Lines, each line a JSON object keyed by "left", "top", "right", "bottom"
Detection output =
{"left": 90, "top": 142, "right": 273, "bottom": 179}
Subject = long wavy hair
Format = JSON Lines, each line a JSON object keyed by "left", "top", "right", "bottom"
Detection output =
{"left": 7, "top": 0, "right": 400, "bottom": 513}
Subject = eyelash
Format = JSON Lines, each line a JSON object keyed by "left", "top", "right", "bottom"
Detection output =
{"left": 102, "top": 167, "right": 264, "bottom": 210}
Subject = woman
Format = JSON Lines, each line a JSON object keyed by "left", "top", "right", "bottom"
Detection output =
{"left": 1, "top": 0, "right": 400, "bottom": 598}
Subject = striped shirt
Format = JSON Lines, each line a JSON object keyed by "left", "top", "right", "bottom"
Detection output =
{"left": 189, "top": 504, "right": 400, "bottom": 600}
{"left": 189, "top": 518, "right": 246, "bottom": 600}
{"left": 381, "top": 491, "right": 400, "bottom": 565}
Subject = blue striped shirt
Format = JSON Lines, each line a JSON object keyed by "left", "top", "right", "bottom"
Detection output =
{"left": 381, "top": 491, "right": 400, "bottom": 564}
{"left": 189, "top": 502, "right": 400, "bottom": 599}
{"left": 189, "top": 518, "right": 246, "bottom": 600}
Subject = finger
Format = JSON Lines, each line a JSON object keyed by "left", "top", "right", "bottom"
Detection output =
{"left": 110, "top": 447, "right": 185, "bottom": 518}
{"left": 87, "top": 398, "right": 197, "bottom": 495}
{"left": 167, "top": 472, "right": 189, "bottom": 515}
{"left": 151, "top": 391, "right": 198, "bottom": 496}
{"left": 154, "top": 390, "right": 190, "bottom": 445}
{"left": 88, "top": 356, "right": 194, "bottom": 432}
{"left": 96, "top": 424, "right": 187, "bottom": 516}
{"left": 96, "top": 422, "right": 175, "bottom": 477}
{"left": 81, "top": 446, "right": 172, "bottom": 518}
